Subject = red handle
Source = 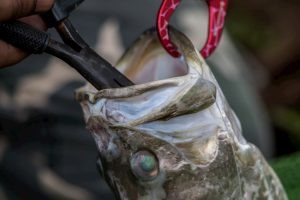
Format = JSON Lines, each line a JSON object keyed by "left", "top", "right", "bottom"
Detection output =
{"left": 157, "top": 0, "right": 228, "bottom": 58}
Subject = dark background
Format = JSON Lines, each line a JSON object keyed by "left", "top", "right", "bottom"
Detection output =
{"left": 227, "top": 0, "right": 300, "bottom": 156}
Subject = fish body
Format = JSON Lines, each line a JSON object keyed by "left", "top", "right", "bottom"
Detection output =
{"left": 76, "top": 28, "right": 287, "bottom": 200}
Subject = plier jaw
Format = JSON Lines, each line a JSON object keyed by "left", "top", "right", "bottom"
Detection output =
{"left": 157, "top": 0, "right": 229, "bottom": 59}
{"left": 46, "top": 19, "right": 134, "bottom": 89}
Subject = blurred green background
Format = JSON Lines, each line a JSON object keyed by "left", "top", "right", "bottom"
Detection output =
{"left": 227, "top": 0, "right": 300, "bottom": 156}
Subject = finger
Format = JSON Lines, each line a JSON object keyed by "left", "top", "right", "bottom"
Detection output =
{"left": 0, "top": 40, "right": 27, "bottom": 67}
{"left": 20, "top": 14, "right": 47, "bottom": 30}
{"left": 0, "top": 0, "right": 54, "bottom": 21}
{"left": 0, "top": 15, "right": 47, "bottom": 68}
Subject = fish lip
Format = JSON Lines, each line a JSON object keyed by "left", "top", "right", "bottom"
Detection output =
{"left": 77, "top": 76, "right": 216, "bottom": 128}
{"left": 75, "top": 73, "right": 192, "bottom": 103}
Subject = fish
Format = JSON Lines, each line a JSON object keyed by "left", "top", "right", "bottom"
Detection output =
{"left": 76, "top": 27, "right": 287, "bottom": 200}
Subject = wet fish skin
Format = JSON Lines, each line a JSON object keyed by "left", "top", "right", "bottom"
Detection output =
{"left": 76, "top": 28, "right": 287, "bottom": 200}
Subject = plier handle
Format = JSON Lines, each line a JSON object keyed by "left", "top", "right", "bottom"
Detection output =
{"left": 157, "top": 0, "right": 228, "bottom": 58}
{"left": 0, "top": 0, "right": 134, "bottom": 90}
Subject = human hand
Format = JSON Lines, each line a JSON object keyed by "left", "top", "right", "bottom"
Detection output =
{"left": 0, "top": 0, "right": 54, "bottom": 67}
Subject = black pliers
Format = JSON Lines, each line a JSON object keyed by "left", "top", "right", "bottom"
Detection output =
{"left": 0, "top": 0, "right": 133, "bottom": 90}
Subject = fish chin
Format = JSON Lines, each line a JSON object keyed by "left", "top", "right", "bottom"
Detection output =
{"left": 76, "top": 28, "right": 287, "bottom": 200}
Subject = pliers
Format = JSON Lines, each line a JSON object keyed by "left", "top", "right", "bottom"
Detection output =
{"left": 0, "top": 0, "right": 228, "bottom": 89}
{"left": 0, "top": 0, "right": 134, "bottom": 90}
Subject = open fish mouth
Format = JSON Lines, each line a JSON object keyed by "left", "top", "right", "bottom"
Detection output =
{"left": 76, "top": 28, "right": 220, "bottom": 165}
{"left": 76, "top": 28, "right": 287, "bottom": 200}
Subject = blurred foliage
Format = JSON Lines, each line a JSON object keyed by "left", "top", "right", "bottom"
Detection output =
{"left": 227, "top": 11, "right": 275, "bottom": 51}
{"left": 227, "top": 0, "right": 300, "bottom": 72}
{"left": 273, "top": 108, "right": 300, "bottom": 146}
{"left": 226, "top": 0, "right": 300, "bottom": 156}
{"left": 272, "top": 152, "right": 300, "bottom": 199}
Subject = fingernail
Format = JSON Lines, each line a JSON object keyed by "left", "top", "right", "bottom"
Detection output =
{"left": 35, "top": 0, "right": 54, "bottom": 12}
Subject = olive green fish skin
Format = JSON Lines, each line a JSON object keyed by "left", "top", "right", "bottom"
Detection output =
{"left": 76, "top": 28, "right": 287, "bottom": 200}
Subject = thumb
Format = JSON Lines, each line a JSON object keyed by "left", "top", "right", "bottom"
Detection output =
{"left": 0, "top": 0, "right": 54, "bottom": 21}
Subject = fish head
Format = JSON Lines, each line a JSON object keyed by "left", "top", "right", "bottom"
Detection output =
{"left": 76, "top": 28, "right": 233, "bottom": 199}
{"left": 76, "top": 28, "right": 287, "bottom": 200}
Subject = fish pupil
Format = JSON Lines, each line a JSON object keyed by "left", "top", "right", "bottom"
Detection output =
{"left": 140, "top": 155, "right": 155, "bottom": 172}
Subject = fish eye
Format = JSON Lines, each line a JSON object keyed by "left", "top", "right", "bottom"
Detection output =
{"left": 130, "top": 150, "right": 159, "bottom": 181}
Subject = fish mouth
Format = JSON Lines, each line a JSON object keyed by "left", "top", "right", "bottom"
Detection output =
{"left": 76, "top": 28, "right": 223, "bottom": 165}
{"left": 76, "top": 28, "right": 217, "bottom": 122}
